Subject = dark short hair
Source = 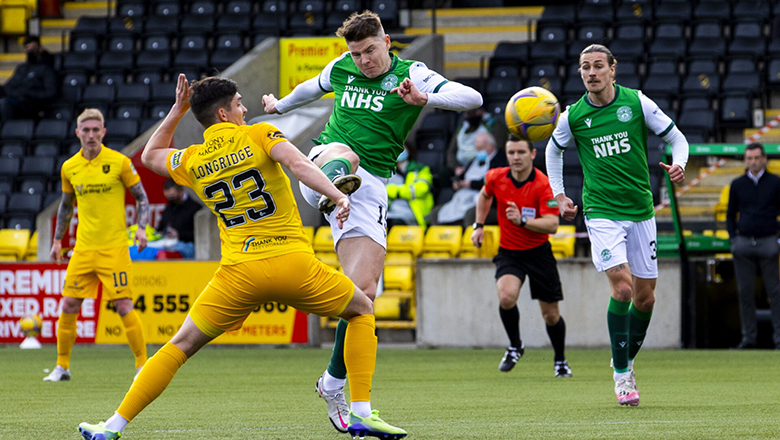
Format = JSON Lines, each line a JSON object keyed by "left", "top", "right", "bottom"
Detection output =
{"left": 189, "top": 77, "right": 238, "bottom": 127}
{"left": 163, "top": 178, "right": 182, "bottom": 190}
{"left": 336, "top": 10, "right": 384, "bottom": 42}
{"left": 23, "top": 35, "right": 40, "bottom": 45}
{"left": 745, "top": 142, "right": 766, "bottom": 156}
{"left": 506, "top": 134, "right": 534, "bottom": 150}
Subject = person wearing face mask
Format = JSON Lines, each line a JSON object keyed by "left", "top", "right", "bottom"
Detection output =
{"left": 447, "top": 107, "right": 492, "bottom": 174}
{"left": 0, "top": 35, "right": 57, "bottom": 121}
{"left": 386, "top": 148, "right": 434, "bottom": 228}
{"left": 155, "top": 178, "right": 203, "bottom": 258}
{"left": 429, "top": 131, "right": 507, "bottom": 226}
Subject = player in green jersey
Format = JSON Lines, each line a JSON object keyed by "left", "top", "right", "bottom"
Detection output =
{"left": 262, "top": 10, "right": 482, "bottom": 433}
{"left": 545, "top": 44, "right": 688, "bottom": 406}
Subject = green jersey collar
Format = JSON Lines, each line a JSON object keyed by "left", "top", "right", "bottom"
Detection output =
{"left": 585, "top": 83, "right": 620, "bottom": 109}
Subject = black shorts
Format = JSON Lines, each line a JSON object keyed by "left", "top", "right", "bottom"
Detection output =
{"left": 493, "top": 241, "right": 564, "bottom": 303}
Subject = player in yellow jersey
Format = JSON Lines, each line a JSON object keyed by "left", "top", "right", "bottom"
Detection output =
{"left": 77, "top": 74, "right": 407, "bottom": 440}
{"left": 44, "top": 109, "right": 150, "bottom": 383}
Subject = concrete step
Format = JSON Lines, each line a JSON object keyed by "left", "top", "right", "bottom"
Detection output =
{"left": 409, "top": 7, "right": 541, "bottom": 28}
{"left": 63, "top": 1, "right": 115, "bottom": 19}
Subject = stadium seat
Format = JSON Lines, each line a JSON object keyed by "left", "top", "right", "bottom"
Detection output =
{"left": 654, "top": 1, "right": 691, "bottom": 22}
{"left": 489, "top": 64, "right": 519, "bottom": 79}
{"left": 32, "top": 142, "right": 60, "bottom": 157}
{"left": 34, "top": 119, "right": 69, "bottom": 142}
{"left": 421, "top": 226, "right": 462, "bottom": 258}
{"left": 693, "top": 0, "right": 730, "bottom": 21}
{"left": 529, "top": 41, "right": 567, "bottom": 64}
{"left": 648, "top": 23, "right": 686, "bottom": 59}
{"left": 615, "top": 1, "right": 652, "bottom": 23}
{"left": 108, "top": 36, "right": 135, "bottom": 53}
{"left": 768, "top": 57, "right": 780, "bottom": 89}
{"left": 154, "top": 1, "right": 181, "bottom": 17}
{"left": 99, "top": 51, "right": 134, "bottom": 74}
{"left": 189, "top": 0, "right": 216, "bottom": 15}
{"left": 417, "top": 113, "right": 456, "bottom": 140}
{"left": 19, "top": 178, "right": 46, "bottom": 195}
{"left": 71, "top": 16, "right": 108, "bottom": 39}
{"left": 1, "top": 144, "right": 24, "bottom": 159}
{"left": 576, "top": 24, "right": 607, "bottom": 44}
{"left": 527, "top": 62, "right": 558, "bottom": 80}
{"left": 6, "top": 216, "right": 34, "bottom": 230}
{"left": 313, "top": 226, "right": 335, "bottom": 253}
{"left": 485, "top": 77, "right": 522, "bottom": 102}
{"left": 145, "top": 16, "right": 177, "bottom": 36}
{"left": 577, "top": 2, "right": 613, "bottom": 25}
{"left": 104, "top": 119, "right": 139, "bottom": 145}
{"left": 415, "top": 134, "right": 448, "bottom": 176}
{"left": 114, "top": 105, "right": 143, "bottom": 120}
{"left": 297, "top": 0, "right": 324, "bottom": 13}
{"left": 80, "top": 84, "right": 116, "bottom": 110}
{"left": 680, "top": 96, "right": 711, "bottom": 113}
{"left": 1, "top": 119, "right": 35, "bottom": 145}
{"left": 0, "top": 194, "right": 5, "bottom": 215}
{"left": 374, "top": 290, "right": 413, "bottom": 321}
{"left": 383, "top": 265, "right": 414, "bottom": 292}
{"left": 720, "top": 94, "right": 752, "bottom": 127}
{"left": 212, "top": 49, "right": 246, "bottom": 71}
{"left": 733, "top": 0, "right": 769, "bottom": 21}
{"left": 180, "top": 14, "right": 215, "bottom": 35}
{"left": 216, "top": 14, "right": 251, "bottom": 34}
{"left": 688, "top": 22, "right": 726, "bottom": 58}
{"left": 8, "top": 193, "right": 42, "bottom": 215}
{"left": 116, "top": 84, "right": 150, "bottom": 106}
{"left": 536, "top": 24, "right": 567, "bottom": 43}
{"left": 538, "top": 4, "right": 576, "bottom": 26}
{"left": 682, "top": 72, "right": 720, "bottom": 96}
{"left": 24, "top": 230, "right": 37, "bottom": 260}
{"left": 0, "top": 229, "right": 31, "bottom": 260}
{"left": 71, "top": 36, "right": 100, "bottom": 54}
{"left": 118, "top": 1, "right": 144, "bottom": 17}
{"left": 63, "top": 52, "right": 98, "bottom": 74}
{"left": 386, "top": 225, "right": 424, "bottom": 259}
{"left": 549, "top": 225, "right": 576, "bottom": 259}
{"left": 108, "top": 16, "right": 139, "bottom": 35}
{"left": 678, "top": 109, "right": 716, "bottom": 139}
{"left": 20, "top": 157, "right": 55, "bottom": 178}
{"left": 372, "top": 0, "right": 397, "bottom": 29}
{"left": 714, "top": 184, "right": 729, "bottom": 222}
{"left": 0, "top": 178, "right": 12, "bottom": 194}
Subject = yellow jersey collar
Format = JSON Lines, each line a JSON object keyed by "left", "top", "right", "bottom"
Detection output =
{"left": 203, "top": 122, "right": 238, "bottom": 139}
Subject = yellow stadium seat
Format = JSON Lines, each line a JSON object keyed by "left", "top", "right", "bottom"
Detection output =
{"left": 459, "top": 226, "right": 477, "bottom": 258}
{"left": 549, "top": 225, "right": 576, "bottom": 259}
{"left": 302, "top": 226, "right": 315, "bottom": 245}
{"left": 0, "top": 0, "right": 31, "bottom": 35}
{"left": 420, "top": 251, "right": 451, "bottom": 259}
{"left": 384, "top": 265, "right": 414, "bottom": 292}
{"left": 0, "top": 229, "right": 31, "bottom": 260}
{"left": 313, "top": 226, "right": 334, "bottom": 253}
{"left": 315, "top": 252, "right": 340, "bottom": 269}
{"left": 387, "top": 225, "right": 424, "bottom": 257}
{"left": 715, "top": 230, "right": 729, "bottom": 240}
{"left": 24, "top": 231, "right": 37, "bottom": 260}
{"left": 480, "top": 225, "right": 501, "bottom": 258}
{"left": 714, "top": 185, "right": 729, "bottom": 222}
{"left": 422, "top": 225, "right": 462, "bottom": 257}
{"left": 374, "top": 290, "right": 414, "bottom": 320}
{"left": 385, "top": 252, "right": 414, "bottom": 266}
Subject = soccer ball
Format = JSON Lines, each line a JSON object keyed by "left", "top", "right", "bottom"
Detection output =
{"left": 20, "top": 314, "right": 42, "bottom": 338}
{"left": 504, "top": 86, "right": 561, "bottom": 142}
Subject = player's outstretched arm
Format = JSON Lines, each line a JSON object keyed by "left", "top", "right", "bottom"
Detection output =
{"left": 269, "top": 140, "right": 351, "bottom": 228}
{"left": 263, "top": 76, "right": 327, "bottom": 114}
{"left": 142, "top": 73, "right": 191, "bottom": 177}
{"left": 128, "top": 182, "right": 149, "bottom": 251}
{"left": 50, "top": 192, "right": 75, "bottom": 263}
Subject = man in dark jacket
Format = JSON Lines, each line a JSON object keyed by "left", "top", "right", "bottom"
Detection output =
{"left": 157, "top": 178, "right": 202, "bottom": 258}
{"left": 727, "top": 142, "right": 780, "bottom": 349}
{"left": 0, "top": 36, "right": 57, "bottom": 120}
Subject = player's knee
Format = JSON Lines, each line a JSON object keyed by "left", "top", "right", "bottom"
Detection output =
{"left": 342, "top": 150, "right": 360, "bottom": 173}
{"left": 612, "top": 282, "right": 633, "bottom": 302}
{"left": 497, "top": 289, "right": 518, "bottom": 308}
{"left": 341, "top": 288, "right": 374, "bottom": 319}
{"left": 541, "top": 309, "right": 560, "bottom": 326}
{"left": 634, "top": 293, "right": 655, "bottom": 312}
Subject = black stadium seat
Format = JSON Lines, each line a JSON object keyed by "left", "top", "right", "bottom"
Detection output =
{"left": 21, "top": 157, "right": 55, "bottom": 178}
{"left": 8, "top": 193, "right": 42, "bottom": 215}
{"left": 1, "top": 120, "right": 35, "bottom": 144}
{"left": 34, "top": 119, "right": 69, "bottom": 141}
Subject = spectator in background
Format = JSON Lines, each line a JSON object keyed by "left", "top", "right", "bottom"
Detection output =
{"left": 386, "top": 147, "right": 434, "bottom": 228}
{"left": 447, "top": 106, "right": 491, "bottom": 173}
{"left": 0, "top": 36, "right": 57, "bottom": 121}
{"left": 157, "top": 178, "right": 202, "bottom": 258}
{"left": 727, "top": 142, "right": 780, "bottom": 350}
{"left": 429, "top": 131, "right": 507, "bottom": 227}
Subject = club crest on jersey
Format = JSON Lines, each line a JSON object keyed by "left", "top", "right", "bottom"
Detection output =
{"left": 617, "top": 106, "right": 633, "bottom": 122}
{"left": 380, "top": 74, "right": 399, "bottom": 91}
{"left": 102, "top": 164, "right": 110, "bottom": 174}
{"left": 584, "top": 118, "right": 592, "bottom": 128}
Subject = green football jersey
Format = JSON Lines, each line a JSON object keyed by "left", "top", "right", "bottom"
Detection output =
{"left": 317, "top": 52, "right": 447, "bottom": 178}
{"left": 551, "top": 85, "right": 675, "bottom": 221}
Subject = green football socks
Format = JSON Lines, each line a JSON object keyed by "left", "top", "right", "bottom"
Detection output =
{"left": 628, "top": 303, "right": 653, "bottom": 361}
{"left": 320, "top": 158, "right": 352, "bottom": 181}
{"left": 607, "top": 297, "right": 631, "bottom": 373}
{"left": 327, "top": 318, "right": 348, "bottom": 380}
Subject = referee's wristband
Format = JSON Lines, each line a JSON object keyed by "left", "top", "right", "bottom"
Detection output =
{"left": 473, "top": 222, "right": 484, "bottom": 229}
{"left": 519, "top": 217, "right": 527, "bottom": 227}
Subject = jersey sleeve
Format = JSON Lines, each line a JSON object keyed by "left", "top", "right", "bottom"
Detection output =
{"left": 120, "top": 156, "right": 141, "bottom": 188}
{"left": 537, "top": 176, "right": 559, "bottom": 216}
{"left": 409, "top": 61, "right": 448, "bottom": 94}
{"left": 60, "top": 163, "right": 74, "bottom": 194}
{"left": 166, "top": 148, "right": 194, "bottom": 188}
{"left": 550, "top": 108, "right": 573, "bottom": 150}
{"left": 317, "top": 53, "right": 347, "bottom": 92}
{"left": 638, "top": 90, "right": 675, "bottom": 137}
{"left": 247, "top": 122, "right": 290, "bottom": 155}
{"left": 483, "top": 168, "right": 498, "bottom": 197}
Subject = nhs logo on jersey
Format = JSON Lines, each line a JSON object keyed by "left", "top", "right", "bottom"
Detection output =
{"left": 341, "top": 85, "right": 386, "bottom": 111}
{"left": 591, "top": 130, "right": 631, "bottom": 158}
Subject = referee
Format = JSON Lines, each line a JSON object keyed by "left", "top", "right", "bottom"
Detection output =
{"left": 471, "top": 136, "right": 571, "bottom": 377}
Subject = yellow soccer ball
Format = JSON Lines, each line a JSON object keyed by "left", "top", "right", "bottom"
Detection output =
{"left": 20, "top": 314, "right": 42, "bottom": 337}
{"left": 504, "top": 86, "right": 561, "bottom": 142}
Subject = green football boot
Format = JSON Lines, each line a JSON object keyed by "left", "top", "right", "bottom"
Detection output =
{"left": 347, "top": 410, "right": 407, "bottom": 439}
{"left": 78, "top": 421, "right": 121, "bottom": 440}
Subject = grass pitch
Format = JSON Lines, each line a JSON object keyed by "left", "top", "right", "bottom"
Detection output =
{"left": 1, "top": 345, "right": 779, "bottom": 439}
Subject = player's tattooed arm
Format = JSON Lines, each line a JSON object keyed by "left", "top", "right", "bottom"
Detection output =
{"left": 128, "top": 182, "right": 149, "bottom": 228}
{"left": 53, "top": 192, "right": 76, "bottom": 240}
{"left": 607, "top": 263, "right": 627, "bottom": 274}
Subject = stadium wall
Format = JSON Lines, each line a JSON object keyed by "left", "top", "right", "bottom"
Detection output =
{"left": 416, "top": 259, "right": 681, "bottom": 349}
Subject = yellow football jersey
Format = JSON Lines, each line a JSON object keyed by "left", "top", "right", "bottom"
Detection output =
{"left": 166, "top": 122, "right": 312, "bottom": 265}
{"left": 61, "top": 146, "right": 140, "bottom": 250}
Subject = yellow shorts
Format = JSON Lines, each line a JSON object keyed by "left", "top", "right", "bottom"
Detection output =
{"left": 63, "top": 246, "right": 133, "bottom": 301}
{"left": 190, "top": 251, "right": 354, "bottom": 338}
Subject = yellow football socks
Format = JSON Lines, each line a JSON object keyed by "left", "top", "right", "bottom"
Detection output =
{"left": 55, "top": 312, "right": 78, "bottom": 369}
{"left": 120, "top": 310, "right": 148, "bottom": 369}
{"left": 117, "top": 342, "right": 188, "bottom": 421}
{"left": 344, "top": 314, "right": 377, "bottom": 403}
